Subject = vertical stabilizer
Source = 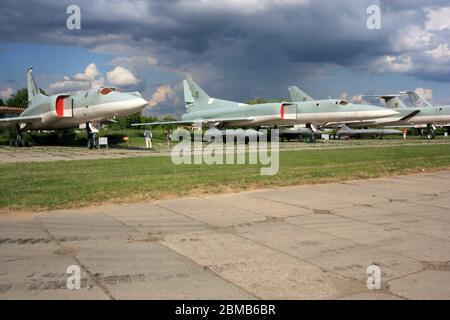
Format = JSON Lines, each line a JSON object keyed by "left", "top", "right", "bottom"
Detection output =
{"left": 183, "top": 77, "right": 212, "bottom": 112}
{"left": 288, "top": 86, "right": 313, "bottom": 102}
{"left": 184, "top": 77, "right": 210, "bottom": 104}
{"left": 27, "top": 67, "right": 39, "bottom": 102}
{"left": 405, "top": 91, "right": 432, "bottom": 107}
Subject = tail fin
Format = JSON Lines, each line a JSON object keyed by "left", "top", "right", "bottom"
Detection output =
{"left": 183, "top": 77, "right": 210, "bottom": 104}
{"left": 288, "top": 86, "right": 313, "bottom": 102}
{"left": 404, "top": 91, "right": 432, "bottom": 107}
{"left": 27, "top": 67, "right": 39, "bottom": 102}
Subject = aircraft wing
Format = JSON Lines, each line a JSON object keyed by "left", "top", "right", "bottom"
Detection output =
{"left": 398, "top": 109, "right": 421, "bottom": 121}
{"left": 132, "top": 117, "right": 255, "bottom": 127}
{"left": 323, "top": 109, "right": 421, "bottom": 128}
{"left": 0, "top": 115, "right": 42, "bottom": 127}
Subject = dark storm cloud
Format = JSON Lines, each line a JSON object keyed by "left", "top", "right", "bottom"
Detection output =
{"left": 1, "top": 0, "right": 450, "bottom": 110}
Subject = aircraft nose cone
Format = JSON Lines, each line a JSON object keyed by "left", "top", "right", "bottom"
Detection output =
{"left": 376, "top": 108, "right": 399, "bottom": 117}
{"left": 127, "top": 97, "right": 148, "bottom": 110}
{"left": 135, "top": 97, "right": 148, "bottom": 108}
{"left": 380, "top": 108, "right": 398, "bottom": 117}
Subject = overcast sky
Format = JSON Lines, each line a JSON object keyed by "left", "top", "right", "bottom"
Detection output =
{"left": 1, "top": 0, "right": 450, "bottom": 116}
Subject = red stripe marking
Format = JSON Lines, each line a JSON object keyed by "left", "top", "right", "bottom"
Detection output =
{"left": 280, "top": 104, "right": 285, "bottom": 120}
{"left": 56, "top": 96, "right": 64, "bottom": 117}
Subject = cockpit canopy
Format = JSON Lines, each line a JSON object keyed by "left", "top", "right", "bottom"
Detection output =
{"left": 98, "top": 87, "right": 119, "bottom": 95}
{"left": 335, "top": 99, "right": 349, "bottom": 105}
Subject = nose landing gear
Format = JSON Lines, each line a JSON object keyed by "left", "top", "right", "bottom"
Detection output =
{"left": 426, "top": 124, "right": 436, "bottom": 140}
{"left": 10, "top": 124, "right": 26, "bottom": 147}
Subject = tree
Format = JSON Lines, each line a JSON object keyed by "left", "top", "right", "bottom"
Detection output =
{"left": 6, "top": 88, "right": 46, "bottom": 109}
{"left": 0, "top": 98, "right": 4, "bottom": 106}
{"left": 115, "top": 113, "right": 145, "bottom": 129}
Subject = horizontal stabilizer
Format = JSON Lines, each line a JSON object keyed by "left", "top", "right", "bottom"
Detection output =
{"left": 365, "top": 94, "right": 406, "bottom": 109}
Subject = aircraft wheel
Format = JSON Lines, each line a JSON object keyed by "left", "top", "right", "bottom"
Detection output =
{"left": 14, "top": 139, "right": 23, "bottom": 148}
{"left": 305, "top": 135, "right": 316, "bottom": 143}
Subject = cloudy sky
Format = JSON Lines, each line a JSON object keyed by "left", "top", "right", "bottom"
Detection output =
{"left": 1, "top": 0, "right": 450, "bottom": 116}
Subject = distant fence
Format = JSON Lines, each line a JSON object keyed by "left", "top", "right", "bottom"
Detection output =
{"left": 0, "top": 106, "right": 25, "bottom": 114}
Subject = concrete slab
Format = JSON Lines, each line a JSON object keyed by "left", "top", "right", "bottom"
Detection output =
{"left": 409, "top": 193, "right": 450, "bottom": 210}
{"left": 234, "top": 221, "right": 358, "bottom": 260}
{"left": 206, "top": 193, "right": 312, "bottom": 218}
{"left": 0, "top": 247, "right": 108, "bottom": 299}
{"left": 158, "top": 198, "right": 266, "bottom": 227}
{"left": 389, "top": 270, "right": 450, "bottom": 299}
{"left": 255, "top": 186, "right": 355, "bottom": 211}
{"left": 305, "top": 245, "right": 423, "bottom": 282}
{"left": 332, "top": 204, "right": 415, "bottom": 226}
{"left": 162, "top": 231, "right": 356, "bottom": 299}
{"left": 379, "top": 215, "right": 450, "bottom": 242}
{"left": 285, "top": 213, "right": 408, "bottom": 245}
{"left": 103, "top": 203, "right": 208, "bottom": 236}
{"left": 75, "top": 239, "right": 253, "bottom": 299}
{"left": 373, "top": 201, "right": 450, "bottom": 223}
{"left": 1, "top": 170, "right": 449, "bottom": 299}
{"left": 37, "top": 211, "right": 133, "bottom": 241}
{"left": 375, "top": 234, "right": 450, "bottom": 262}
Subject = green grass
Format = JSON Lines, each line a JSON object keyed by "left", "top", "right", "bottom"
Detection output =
{"left": 1, "top": 144, "right": 450, "bottom": 211}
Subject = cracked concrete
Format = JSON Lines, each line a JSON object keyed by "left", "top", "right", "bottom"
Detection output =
{"left": 0, "top": 171, "right": 449, "bottom": 299}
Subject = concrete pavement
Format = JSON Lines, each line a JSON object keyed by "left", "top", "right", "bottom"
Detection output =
{"left": 2, "top": 139, "right": 450, "bottom": 163}
{"left": 0, "top": 171, "right": 449, "bottom": 299}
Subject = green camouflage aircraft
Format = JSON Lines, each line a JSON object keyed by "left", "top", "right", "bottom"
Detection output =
{"left": 133, "top": 78, "right": 398, "bottom": 128}
{"left": 290, "top": 85, "right": 450, "bottom": 138}
{"left": 0, "top": 68, "right": 148, "bottom": 146}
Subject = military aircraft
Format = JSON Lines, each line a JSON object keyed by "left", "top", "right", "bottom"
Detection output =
{"left": 0, "top": 68, "right": 148, "bottom": 147}
{"left": 133, "top": 78, "right": 398, "bottom": 129}
{"left": 290, "top": 86, "right": 450, "bottom": 139}
{"left": 356, "top": 92, "right": 450, "bottom": 139}
{"left": 331, "top": 125, "right": 402, "bottom": 140}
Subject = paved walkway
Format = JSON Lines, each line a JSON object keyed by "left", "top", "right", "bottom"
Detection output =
{"left": 0, "top": 171, "right": 449, "bottom": 299}
{"left": 2, "top": 139, "right": 450, "bottom": 163}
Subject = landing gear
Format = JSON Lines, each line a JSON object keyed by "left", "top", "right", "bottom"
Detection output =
{"left": 10, "top": 124, "right": 26, "bottom": 147}
{"left": 304, "top": 133, "right": 316, "bottom": 143}
{"left": 304, "top": 123, "right": 316, "bottom": 143}
{"left": 86, "top": 122, "right": 97, "bottom": 149}
{"left": 426, "top": 124, "right": 436, "bottom": 140}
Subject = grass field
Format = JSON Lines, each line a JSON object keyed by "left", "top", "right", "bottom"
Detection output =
{"left": 1, "top": 144, "right": 450, "bottom": 212}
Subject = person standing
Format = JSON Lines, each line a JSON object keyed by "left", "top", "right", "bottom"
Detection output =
{"left": 166, "top": 129, "right": 172, "bottom": 148}
{"left": 403, "top": 128, "right": 408, "bottom": 140}
{"left": 144, "top": 129, "right": 153, "bottom": 149}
